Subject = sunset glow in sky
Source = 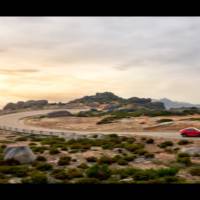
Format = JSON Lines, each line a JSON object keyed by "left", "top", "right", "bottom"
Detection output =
{"left": 0, "top": 17, "right": 200, "bottom": 108}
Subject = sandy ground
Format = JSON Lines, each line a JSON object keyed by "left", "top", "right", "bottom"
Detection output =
{"left": 25, "top": 114, "right": 200, "bottom": 132}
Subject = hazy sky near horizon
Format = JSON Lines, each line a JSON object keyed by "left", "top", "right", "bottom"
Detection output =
{"left": 0, "top": 17, "right": 200, "bottom": 108}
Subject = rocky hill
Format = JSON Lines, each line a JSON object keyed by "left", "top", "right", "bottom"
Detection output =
{"left": 67, "top": 92, "right": 165, "bottom": 110}
{"left": 3, "top": 100, "right": 48, "bottom": 111}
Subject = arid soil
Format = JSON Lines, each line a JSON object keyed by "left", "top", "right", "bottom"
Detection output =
{"left": 25, "top": 114, "right": 200, "bottom": 132}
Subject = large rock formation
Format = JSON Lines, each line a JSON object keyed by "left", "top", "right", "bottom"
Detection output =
{"left": 3, "top": 100, "right": 48, "bottom": 111}
{"left": 3, "top": 145, "right": 36, "bottom": 164}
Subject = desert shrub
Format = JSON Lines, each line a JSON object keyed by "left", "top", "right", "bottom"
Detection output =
{"left": 102, "top": 143, "right": 113, "bottom": 150}
{"left": 133, "top": 167, "right": 179, "bottom": 181}
{"left": 117, "top": 158, "right": 128, "bottom": 166}
{"left": 86, "top": 156, "right": 97, "bottom": 163}
{"left": 51, "top": 169, "right": 68, "bottom": 180}
{"left": 75, "top": 177, "right": 100, "bottom": 184}
{"left": 36, "top": 163, "right": 53, "bottom": 171}
{"left": 177, "top": 153, "right": 190, "bottom": 158}
{"left": 67, "top": 168, "right": 84, "bottom": 179}
{"left": 78, "top": 163, "right": 88, "bottom": 169}
{"left": 135, "top": 149, "right": 148, "bottom": 156}
{"left": 40, "top": 137, "right": 66, "bottom": 145}
{"left": 123, "top": 143, "right": 144, "bottom": 152}
{"left": 15, "top": 136, "right": 28, "bottom": 141}
{"left": 158, "top": 141, "right": 174, "bottom": 148}
{"left": 3, "top": 158, "right": 20, "bottom": 166}
{"left": 141, "top": 137, "right": 147, "bottom": 141}
{"left": 29, "top": 171, "right": 48, "bottom": 183}
{"left": 49, "top": 148, "right": 60, "bottom": 155}
{"left": 146, "top": 138, "right": 154, "bottom": 144}
{"left": 144, "top": 152, "right": 155, "bottom": 159}
{"left": 86, "top": 164, "right": 111, "bottom": 180}
{"left": 124, "top": 137, "right": 136, "bottom": 144}
{"left": 31, "top": 146, "right": 48, "bottom": 153}
{"left": 189, "top": 167, "right": 200, "bottom": 176}
{"left": 156, "top": 118, "right": 173, "bottom": 123}
{"left": 0, "top": 165, "right": 29, "bottom": 177}
{"left": 98, "top": 156, "right": 113, "bottom": 165}
{"left": 177, "top": 153, "right": 191, "bottom": 166}
{"left": 36, "top": 156, "right": 47, "bottom": 162}
{"left": 177, "top": 140, "right": 190, "bottom": 145}
{"left": 123, "top": 154, "right": 137, "bottom": 162}
{"left": 29, "top": 142, "right": 37, "bottom": 146}
{"left": 58, "top": 156, "right": 71, "bottom": 166}
{"left": 111, "top": 167, "right": 140, "bottom": 179}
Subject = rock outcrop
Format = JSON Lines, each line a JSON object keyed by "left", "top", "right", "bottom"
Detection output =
{"left": 3, "top": 145, "right": 36, "bottom": 164}
{"left": 180, "top": 147, "right": 200, "bottom": 156}
{"left": 3, "top": 100, "right": 48, "bottom": 110}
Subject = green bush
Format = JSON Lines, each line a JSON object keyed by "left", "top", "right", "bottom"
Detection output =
{"left": 58, "top": 156, "right": 71, "bottom": 166}
{"left": 86, "top": 164, "right": 111, "bottom": 180}
{"left": 36, "top": 163, "right": 53, "bottom": 171}
{"left": 30, "top": 171, "right": 48, "bottom": 183}
{"left": 158, "top": 141, "right": 174, "bottom": 148}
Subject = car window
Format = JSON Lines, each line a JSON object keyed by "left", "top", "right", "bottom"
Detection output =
{"left": 186, "top": 128, "right": 198, "bottom": 131}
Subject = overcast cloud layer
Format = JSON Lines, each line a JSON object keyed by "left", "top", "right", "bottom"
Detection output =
{"left": 0, "top": 17, "right": 200, "bottom": 107}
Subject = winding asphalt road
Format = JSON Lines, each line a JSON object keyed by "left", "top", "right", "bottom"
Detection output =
{"left": 0, "top": 109, "right": 197, "bottom": 140}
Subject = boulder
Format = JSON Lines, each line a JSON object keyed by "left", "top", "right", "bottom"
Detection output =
{"left": 3, "top": 145, "right": 36, "bottom": 164}
{"left": 180, "top": 147, "right": 200, "bottom": 156}
{"left": 47, "top": 110, "right": 73, "bottom": 118}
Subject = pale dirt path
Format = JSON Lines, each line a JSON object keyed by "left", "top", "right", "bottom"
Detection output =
{"left": 0, "top": 109, "right": 198, "bottom": 140}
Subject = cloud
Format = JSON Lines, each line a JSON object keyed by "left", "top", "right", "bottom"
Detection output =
{"left": 0, "top": 69, "right": 39, "bottom": 75}
{"left": 0, "top": 17, "right": 200, "bottom": 105}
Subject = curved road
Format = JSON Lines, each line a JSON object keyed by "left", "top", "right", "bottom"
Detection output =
{"left": 0, "top": 109, "right": 196, "bottom": 140}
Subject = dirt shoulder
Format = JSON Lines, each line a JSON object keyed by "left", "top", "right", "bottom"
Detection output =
{"left": 24, "top": 114, "right": 200, "bottom": 132}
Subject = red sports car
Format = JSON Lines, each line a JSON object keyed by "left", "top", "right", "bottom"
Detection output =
{"left": 180, "top": 127, "right": 200, "bottom": 137}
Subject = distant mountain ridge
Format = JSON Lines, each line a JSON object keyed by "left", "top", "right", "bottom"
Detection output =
{"left": 154, "top": 98, "right": 200, "bottom": 109}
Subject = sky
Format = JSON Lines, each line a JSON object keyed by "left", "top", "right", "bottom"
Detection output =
{"left": 0, "top": 17, "right": 200, "bottom": 108}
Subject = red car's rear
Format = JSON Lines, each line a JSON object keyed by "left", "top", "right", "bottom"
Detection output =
{"left": 180, "top": 127, "right": 200, "bottom": 137}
